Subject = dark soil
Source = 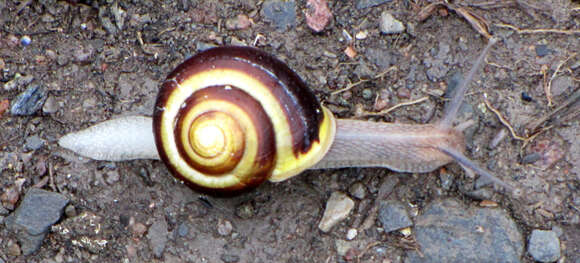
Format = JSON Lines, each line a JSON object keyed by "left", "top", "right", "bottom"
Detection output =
{"left": 1, "top": 0, "right": 579, "bottom": 262}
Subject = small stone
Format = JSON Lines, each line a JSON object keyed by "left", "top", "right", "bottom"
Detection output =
{"left": 348, "top": 182, "right": 367, "bottom": 199}
{"left": 177, "top": 223, "right": 189, "bottom": 237}
{"left": 0, "top": 204, "right": 9, "bottom": 215}
{"left": 305, "top": 0, "right": 332, "bottom": 32}
{"left": 6, "top": 242, "right": 21, "bottom": 257}
{"left": 235, "top": 201, "right": 255, "bottom": 219}
{"left": 5, "top": 188, "right": 69, "bottom": 255}
{"left": 378, "top": 200, "right": 412, "bottom": 232}
{"left": 20, "top": 35, "right": 31, "bottom": 46}
{"left": 261, "top": 0, "right": 296, "bottom": 31}
{"left": 147, "top": 219, "right": 168, "bottom": 258}
{"left": 42, "top": 95, "right": 59, "bottom": 114}
{"left": 225, "top": 14, "right": 251, "bottom": 30}
{"left": 105, "top": 171, "right": 120, "bottom": 184}
{"left": 528, "top": 230, "right": 560, "bottom": 262}
{"left": 346, "top": 228, "right": 358, "bottom": 240}
{"left": 379, "top": 11, "right": 405, "bottom": 34}
{"left": 356, "top": 0, "right": 393, "bottom": 9}
{"left": 72, "top": 44, "right": 94, "bottom": 63}
{"left": 220, "top": 254, "right": 240, "bottom": 263}
{"left": 64, "top": 204, "right": 77, "bottom": 218}
{"left": 1, "top": 185, "right": 20, "bottom": 210}
{"left": 361, "top": 88, "right": 373, "bottom": 100}
{"left": 535, "top": 44, "right": 550, "bottom": 57}
{"left": 132, "top": 222, "right": 147, "bottom": 238}
{"left": 0, "top": 99, "right": 9, "bottom": 116}
{"left": 3, "top": 74, "right": 34, "bottom": 91}
{"left": 217, "top": 218, "right": 233, "bottom": 236}
{"left": 318, "top": 192, "right": 355, "bottom": 232}
{"left": 24, "top": 135, "right": 44, "bottom": 151}
{"left": 10, "top": 85, "right": 47, "bottom": 116}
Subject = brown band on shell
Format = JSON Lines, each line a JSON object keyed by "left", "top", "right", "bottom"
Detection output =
{"left": 165, "top": 46, "right": 324, "bottom": 156}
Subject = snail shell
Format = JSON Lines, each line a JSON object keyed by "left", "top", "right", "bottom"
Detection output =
{"left": 153, "top": 46, "right": 336, "bottom": 193}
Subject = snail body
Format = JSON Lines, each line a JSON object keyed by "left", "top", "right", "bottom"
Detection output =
{"left": 59, "top": 39, "right": 514, "bottom": 194}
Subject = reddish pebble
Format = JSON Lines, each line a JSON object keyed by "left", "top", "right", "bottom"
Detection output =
{"left": 225, "top": 14, "right": 251, "bottom": 30}
{"left": 305, "top": 0, "right": 333, "bottom": 32}
{"left": 344, "top": 46, "right": 357, "bottom": 59}
{"left": 0, "top": 99, "right": 10, "bottom": 116}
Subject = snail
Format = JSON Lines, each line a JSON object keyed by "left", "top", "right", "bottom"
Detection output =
{"left": 58, "top": 37, "right": 517, "bottom": 195}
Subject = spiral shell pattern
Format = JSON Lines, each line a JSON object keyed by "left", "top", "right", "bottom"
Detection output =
{"left": 153, "top": 46, "right": 336, "bottom": 193}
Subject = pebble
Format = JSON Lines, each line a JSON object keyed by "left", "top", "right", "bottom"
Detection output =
{"left": 10, "top": 85, "right": 47, "bottom": 116}
{"left": 20, "top": 35, "right": 31, "bottom": 46}
{"left": 346, "top": 228, "right": 358, "bottom": 240}
{"left": 64, "top": 204, "right": 77, "bottom": 218}
{"left": 42, "top": 95, "right": 59, "bottom": 114}
{"left": 528, "top": 230, "right": 560, "bottom": 262}
{"left": 261, "top": 0, "right": 296, "bottom": 31}
{"left": 379, "top": 11, "right": 405, "bottom": 34}
{"left": 535, "top": 44, "right": 550, "bottom": 57}
{"left": 355, "top": 0, "right": 393, "bottom": 9}
{"left": 72, "top": 44, "right": 95, "bottom": 63}
{"left": 220, "top": 254, "right": 240, "bottom": 263}
{"left": 217, "top": 218, "right": 233, "bottom": 236}
{"left": 225, "top": 14, "right": 251, "bottom": 30}
{"left": 305, "top": 0, "right": 332, "bottom": 32}
{"left": 318, "top": 192, "right": 355, "bottom": 232}
{"left": 131, "top": 222, "right": 147, "bottom": 238}
{"left": 377, "top": 200, "right": 412, "bottom": 232}
{"left": 1, "top": 185, "right": 20, "bottom": 210}
{"left": 4, "top": 188, "right": 69, "bottom": 255}
{"left": 235, "top": 201, "right": 255, "bottom": 219}
{"left": 147, "top": 218, "right": 168, "bottom": 258}
{"left": 3, "top": 74, "right": 34, "bottom": 91}
{"left": 361, "top": 88, "right": 373, "bottom": 100}
{"left": 24, "top": 135, "right": 44, "bottom": 151}
{"left": 6, "top": 242, "right": 21, "bottom": 256}
{"left": 177, "top": 223, "right": 189, "bottom": 237}
{"left": 406, "top": 199, "right": 522, "bottom": 263}
{"left": 348, "top": 182, "right": 367, "bottom": 199}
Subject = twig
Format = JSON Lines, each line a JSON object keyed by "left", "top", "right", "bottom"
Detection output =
{"left": 541, "top": 65, "right": 552, "bottom": 106}
{"left": 483, "top": 98, "right": 528, "bottom": 141}
{"left": 495, "top": 23, "right": 580, "bottom": 35}
{"left": 547, "top": 53, "right": 577, "bottom": 106}
{"left": 526, "top": 88, "right": 580, "bottom": 132}
{"left": 361, "top": 96, "right": 429, "bottom": 117}
{"left": 331, "top": 66, "right": 397, "bottom": 95}
{"left": 331, "top": 79, "right": 371, "bottom": 95}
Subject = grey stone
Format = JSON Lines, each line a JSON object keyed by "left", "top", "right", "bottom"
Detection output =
{"left": 379, "top": 12, "right": 405, "bottom": 34}
{"left": 356, "top": 0, "right": 393, "bottom": 9}
{"left": 348, "top": 182, "right": 367, "bottom": 199}
{"left": 405, "top": 199, "right": 523, "bottom": 263}
{"left": 147, "top": 218, "right": 168, "bottom": 258}
{"left": 10, "top": 85, "right": 47, "bottom": 116}
{"left": 535, "top": 44, "right": 550, "bottom": 57}
{"left": 177, "top": 223, "right": 189, "bottom": 237}
{"left": 25, "top": 136, "right": 44, "bottom": 151}
{"left": 261, "top": 0, "right": 296, "bottom": 31}
{"left": 5, "top": 188, "right": 69, "bottom": 255}
{"left": 220, "top": 254, "right": 240, "bottom": 263}
{"left": 318, "top": 192, "right": 355, "bottom": 232}
{"left": 378, "top": 200, "right": 412, "bottom": 232}
{"left": 42, "top": 95, "right": 59, "bottom": 114}
{"left": 528, "top": 230, "right": 560, "bottom": 262}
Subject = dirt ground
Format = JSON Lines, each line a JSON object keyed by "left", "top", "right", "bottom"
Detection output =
{"left": 1, "top": 0, "right": 579, "bottom": 262}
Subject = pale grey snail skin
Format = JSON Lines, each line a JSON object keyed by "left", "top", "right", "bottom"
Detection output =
{"left": 58, "top": 38, "right": 517, "bottom": 194}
